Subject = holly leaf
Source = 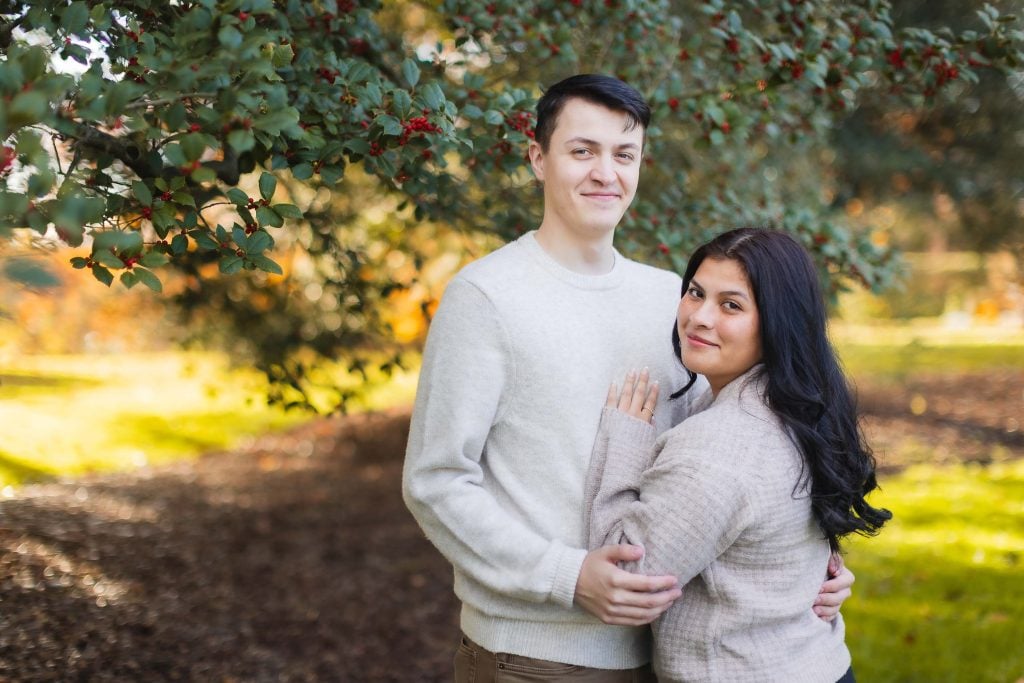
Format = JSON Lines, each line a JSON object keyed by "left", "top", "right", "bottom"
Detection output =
{"left": 134, "top": 267, "right": 162, "bottom": 292}
{"left": 132, "top": 181, "right": 152, "bottom": 207}
{"left": 401, "top": 58, "right": 421, "bottom": 88}
{"left": 259, "top": 172, "right": 277, "bottom": 201}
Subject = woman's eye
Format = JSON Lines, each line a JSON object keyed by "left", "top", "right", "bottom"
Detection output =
{"left": 687, "top": 287, "right": 703, "bottom": 299}
{"left": 723, "top": 301, "right": 741, "bottom": 311}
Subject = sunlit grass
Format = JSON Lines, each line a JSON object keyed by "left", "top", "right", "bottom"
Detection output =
{"left": 844, "top": 460, "right": 1024, "bottom": 682}
{"left": 0, "top": 353, "right": 311, "bottom": 489}
{"left": 831, "top": 321, "right": 1024, "bottom": 377}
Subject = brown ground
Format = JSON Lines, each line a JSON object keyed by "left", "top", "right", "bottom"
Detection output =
{"left": 1, "top": 370, "right": 1021, "bottom": 682}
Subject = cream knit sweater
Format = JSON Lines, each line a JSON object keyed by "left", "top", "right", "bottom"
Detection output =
{"left": 585, "top": 366, "right": 852, "bottom": 682}
{"left": 403, "top": 231, "right": 704, "bottom": 668}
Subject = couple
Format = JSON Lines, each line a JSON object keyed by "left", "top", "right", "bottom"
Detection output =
{"left": 403, "top": 74, "right": 889, "bottom": 682}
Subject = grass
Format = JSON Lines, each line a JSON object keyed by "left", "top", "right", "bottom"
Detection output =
{"left": 831, "top": 324, "right": 1024, "bottom": 682}
{"left": 0, "top": 353, "right": 310, "bottom": 489}
{"left": 832, "top": 321, "right": 1024, "bottom": 378}
{"left": 0, "top": 351, "right": 422, "bottom": 491}
{"left": 843, "top": 460, "right": 1024, "bottom": 682}
{"left": 0, "top": 352, "right": 303, "bottom": 491}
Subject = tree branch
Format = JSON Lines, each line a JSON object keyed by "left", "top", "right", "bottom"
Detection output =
{"left": 0, "top": 11, "right": 26, "bottom": 50}
{"left": 125, "top": 93, "right": 217, "bottom": 111}
{"left": 69, "top": 122, "right": 158, "bottom": 178}
{"left": 68, "top": 121, "right": 241, "bottom": 186}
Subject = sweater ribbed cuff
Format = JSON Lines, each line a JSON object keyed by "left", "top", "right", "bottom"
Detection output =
{"left": 602, "top": 408, "right": 658, "bottom": 474}
{"left": 550, "top": 544, "right": 589, "bottom": 609}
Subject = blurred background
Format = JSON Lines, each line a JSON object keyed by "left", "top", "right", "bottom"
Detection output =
{"left": 1, "top": 0, "right": 1022, "bottom": 681}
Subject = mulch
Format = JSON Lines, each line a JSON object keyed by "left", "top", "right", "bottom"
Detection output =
{"left": 2, "top": 370, "right": 1021, "bottom": 682}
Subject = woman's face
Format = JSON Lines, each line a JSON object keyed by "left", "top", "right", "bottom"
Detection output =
{"left": 677, "top": 257, "right": 762, "bottom": 395}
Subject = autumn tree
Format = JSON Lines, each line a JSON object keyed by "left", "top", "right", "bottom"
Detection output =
{"left": 1, "top": 0, "right": 1021, "bottom": 409}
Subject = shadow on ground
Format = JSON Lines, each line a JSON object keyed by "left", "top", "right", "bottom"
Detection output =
{"left": 0, "top": 409, "right": 458, "bottom": 682}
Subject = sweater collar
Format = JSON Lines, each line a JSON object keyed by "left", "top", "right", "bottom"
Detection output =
{"left": 712, "top": 364, "right": 768, "bottom": 408}
{"left": 517, "top": 231, "right": 628, "bottom": 290}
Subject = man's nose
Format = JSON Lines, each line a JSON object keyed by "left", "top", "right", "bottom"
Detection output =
{"left": 589, "top": 155, "right": 616, "bottom": 183}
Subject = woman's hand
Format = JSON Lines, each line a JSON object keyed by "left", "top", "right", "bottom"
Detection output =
{"left": 606, "top": 368, "right": 660, "bottom": 424}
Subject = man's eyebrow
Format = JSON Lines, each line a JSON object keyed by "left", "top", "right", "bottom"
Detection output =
{"left": 562, "top": 137, "right": 641, "bottom": 150}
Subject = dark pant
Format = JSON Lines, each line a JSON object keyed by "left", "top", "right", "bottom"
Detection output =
{"left": 836, "top": 666, "right": 856, "bottom": 683}
{"left": 454, "top": 634, "right": 656, "bottom": 683}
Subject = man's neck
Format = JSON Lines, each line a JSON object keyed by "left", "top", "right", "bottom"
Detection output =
{"left": 534, "top": 224, "right": 616, "bottom": 275}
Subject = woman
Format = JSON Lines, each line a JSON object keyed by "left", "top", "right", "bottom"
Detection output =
{"left": 584, "top": 228, "right": 890, "bottom": 682}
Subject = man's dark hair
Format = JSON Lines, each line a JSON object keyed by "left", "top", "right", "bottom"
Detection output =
{"left": 534, "top": 74, "right": 651, "bottom": 151}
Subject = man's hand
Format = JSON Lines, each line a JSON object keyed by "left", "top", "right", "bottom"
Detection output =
{"left": 574, "top": 545, "right": 681, "bottom": 625}
{"left": 814, "top": 554, "right": 855, "bottom": 621}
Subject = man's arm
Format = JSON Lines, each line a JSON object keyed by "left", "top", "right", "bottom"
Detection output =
{"left": 404, "top": 280, "right": 678, "bottom": 622}
{"left": 403, "top": 278, "right": 584, "bottom": 606}
{"left": 575, "top": 545, "right": 682, "bottom": 625}
{"left": 814, "top": 553, "right": 855, "bottom": 621}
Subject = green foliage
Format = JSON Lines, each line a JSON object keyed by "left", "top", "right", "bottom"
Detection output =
{"left": 832, "top": 0, "right": 1024, "bottom": 258}
{"left": 1, "top": 0, "right": 1022, "bottom": 408}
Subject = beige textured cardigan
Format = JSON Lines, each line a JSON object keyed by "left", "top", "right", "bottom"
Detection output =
{"left": 585, "top": 366, "right": 852, "bottom": 682}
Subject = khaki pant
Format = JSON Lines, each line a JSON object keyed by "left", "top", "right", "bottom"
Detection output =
{"left": 454, "top": 634, "right": 657, "bottom": 683}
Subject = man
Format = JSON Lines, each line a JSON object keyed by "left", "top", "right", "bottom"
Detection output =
{"left": 403, "top": 74, "right": 853, "bottom": 680}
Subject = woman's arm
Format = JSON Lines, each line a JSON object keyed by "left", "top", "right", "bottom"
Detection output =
{"left": 584, "top": 369, "right": 660, "bottom": 550}
{"left": 585, "top": 369, "right": 754, "bottom": 583}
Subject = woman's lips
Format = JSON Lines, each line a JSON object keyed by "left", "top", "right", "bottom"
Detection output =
{"left": 686, "top": 334, "right": 717, "bottom": 348}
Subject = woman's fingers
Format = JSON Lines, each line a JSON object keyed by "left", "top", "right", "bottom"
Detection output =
{"left": 628, "top": 368, "right": 649, "bottom": 415}
{"left": 617, "top": 370, "right": 636, "bottom": 412}
{"left": 640, "top": 381, "right": 659, "bottom": 423}
{"left": 611, "top": 369, "right": 658, "bottom": 422}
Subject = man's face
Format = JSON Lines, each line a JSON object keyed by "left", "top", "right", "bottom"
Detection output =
{"left": 528, "top": 98, "right": 644, "bottom": 240}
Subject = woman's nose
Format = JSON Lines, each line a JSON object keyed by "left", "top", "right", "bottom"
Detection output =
{"left": 689, "top": 301, "right": 715, "bottom": 327}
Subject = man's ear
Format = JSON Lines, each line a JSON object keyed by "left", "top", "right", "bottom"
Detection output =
{"left": 527, "top": 140, "right": 545, "bottom": 181}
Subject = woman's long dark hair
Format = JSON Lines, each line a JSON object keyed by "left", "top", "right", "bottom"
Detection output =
{"left": 670, "top": 227, "right": 891, "bottom": 551}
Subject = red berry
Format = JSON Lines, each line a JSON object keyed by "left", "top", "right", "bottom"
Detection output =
{"left": 658, "top": 243, "right": 670, "bottom": 254}
{"left": 887, "top": 48, "right": 905, "bottom": 70}
{"left": 668, "top": 98, "right": 679, "bottom": 110}
{"left": 161, "top": 191, "right": 172, "bottom": 201}
{"left": 189, "top": 123, "right": 201, "bottom": 132}
{"left": 0, "top": 146, "right": 15, "bottom": 172}
{"left": 141, "top": 206, "right": 153, "bottom": 219}
{"left": 237, "top": 11, "right": 249, "bottom": 20}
